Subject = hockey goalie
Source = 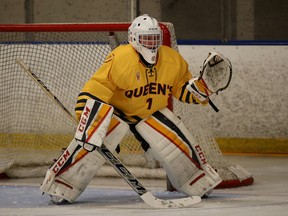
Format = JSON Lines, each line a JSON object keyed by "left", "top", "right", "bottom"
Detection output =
{"left": 40, "top": 14, "right": 232, "bottom": 204}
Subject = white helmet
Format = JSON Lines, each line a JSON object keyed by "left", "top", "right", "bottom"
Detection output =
{"left": 128, "top": 14, "right": 162, "bottom": 64}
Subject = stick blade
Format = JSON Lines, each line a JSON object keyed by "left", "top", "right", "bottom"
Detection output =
{"left": 140, "top": 192, "right": 201, "bottom": 208}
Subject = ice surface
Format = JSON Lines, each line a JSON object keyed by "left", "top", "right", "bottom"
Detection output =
{"left": 0, "top": 155, "right": 287, "bottom": 216}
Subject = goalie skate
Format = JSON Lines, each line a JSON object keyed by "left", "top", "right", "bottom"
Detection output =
{"left": 50, "top": 195, "right": 69, "bottom": 205}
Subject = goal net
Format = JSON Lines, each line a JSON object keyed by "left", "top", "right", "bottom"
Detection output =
{"left": 0, "top": 22, "right": 253, "bottom": 188}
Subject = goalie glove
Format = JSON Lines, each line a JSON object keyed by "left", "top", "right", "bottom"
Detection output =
{"left": 187, "top": 52, "right": 232, "bottom": 112}
{"left": 187, "top": 52, "right": 232, "bottom": 104}
{"left": 199, "top": 51, "right": 232, "bottom": 94}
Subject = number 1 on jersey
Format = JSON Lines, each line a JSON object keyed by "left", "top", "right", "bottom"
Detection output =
{"left": 146, "top": 98, "right": 153, "bottom": 110}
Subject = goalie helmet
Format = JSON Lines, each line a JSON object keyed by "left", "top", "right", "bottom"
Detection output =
{"left": 128, "top": 14, "right": 162, "bottom": 64}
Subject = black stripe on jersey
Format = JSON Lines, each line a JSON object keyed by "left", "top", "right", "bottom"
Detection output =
{"left": 77, "top": 92, "right": 104, "bottom": 103}
{"left": 179, "top": 81, "right": 189, "bottom": 102}
{"left": 179, "top": 82, "right": 200, "bottom": 104}
{"left": 77, "top": 98, "right": 87, "bottom": 104}
{"left": 75, "top": 92, "right": 105, "bottom": 112}
{"left": 114, "top": 107, "right": 142, "bottom": 123}
{"left": 131, "top": 115, "right": 142, "bottom": 122}
{"left": 185, "top": 91, "right": 192, "bottom": 103}
{"left": 152, "top": 111, "right": 201, "bottom": 167}
{"left": 113, "top": 108, "right": 131, "bottom": 122}
{"left": 75, "top": 106, "right": 84, "bottom": 112}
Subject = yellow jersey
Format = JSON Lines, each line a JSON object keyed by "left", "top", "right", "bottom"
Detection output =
{"left": 76, "top": 44, "right": 199, "bottom": 123}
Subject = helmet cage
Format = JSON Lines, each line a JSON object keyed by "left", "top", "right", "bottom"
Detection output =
{"left": 136, "top": 31, "right": 162, "bottom": 50}
{"left": 131, "top": 30, "right": 162, "bottom": 64}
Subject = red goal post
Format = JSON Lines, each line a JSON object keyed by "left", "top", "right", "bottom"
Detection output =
{"left": 0, "top": 22, "right": 253, "bottom": 188}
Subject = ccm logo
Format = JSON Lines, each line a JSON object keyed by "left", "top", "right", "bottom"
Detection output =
{"left": 195, "top": 145, "right": 207, "bottom": 165}
{"left": 78, "top": 106, "right": 91, "bottom": 132}
{"left": 52, "top": 149, "right": 70, "bottom": 173}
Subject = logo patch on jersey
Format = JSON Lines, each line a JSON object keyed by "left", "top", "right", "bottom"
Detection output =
{"left": 136, "top": 71, "right": 140, "bottom": 81}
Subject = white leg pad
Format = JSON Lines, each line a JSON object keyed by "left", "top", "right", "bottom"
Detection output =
{"left": 136, "top": 108, "right": 222, "bottom": 197}
{"left": 40, "top": 139, "right": 106, "bottom": 203}
{"left": 40, "top": 100, "right": 129, "bottom": 203}
{"left": 179, "top": 164, "right": 222, "bottom": 197}
{"left": 104, "top": 115, "right": 129, "bottom": 148}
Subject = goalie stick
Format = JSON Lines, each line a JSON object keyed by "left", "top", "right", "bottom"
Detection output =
{"left": 16, "top": 59, "right": 201, "bottom": 208}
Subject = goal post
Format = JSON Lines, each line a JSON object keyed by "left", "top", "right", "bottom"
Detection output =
{"left": 0, "top": 22, "right": 253, "bottom": 188}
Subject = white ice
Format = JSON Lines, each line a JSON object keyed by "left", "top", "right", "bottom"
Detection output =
{"left": 0, "top": 155, "right": 287, "bottom": 216}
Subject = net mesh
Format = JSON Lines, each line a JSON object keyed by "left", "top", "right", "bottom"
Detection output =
{"left": 0, "top": 23, "right": 253, "bottom": 187}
